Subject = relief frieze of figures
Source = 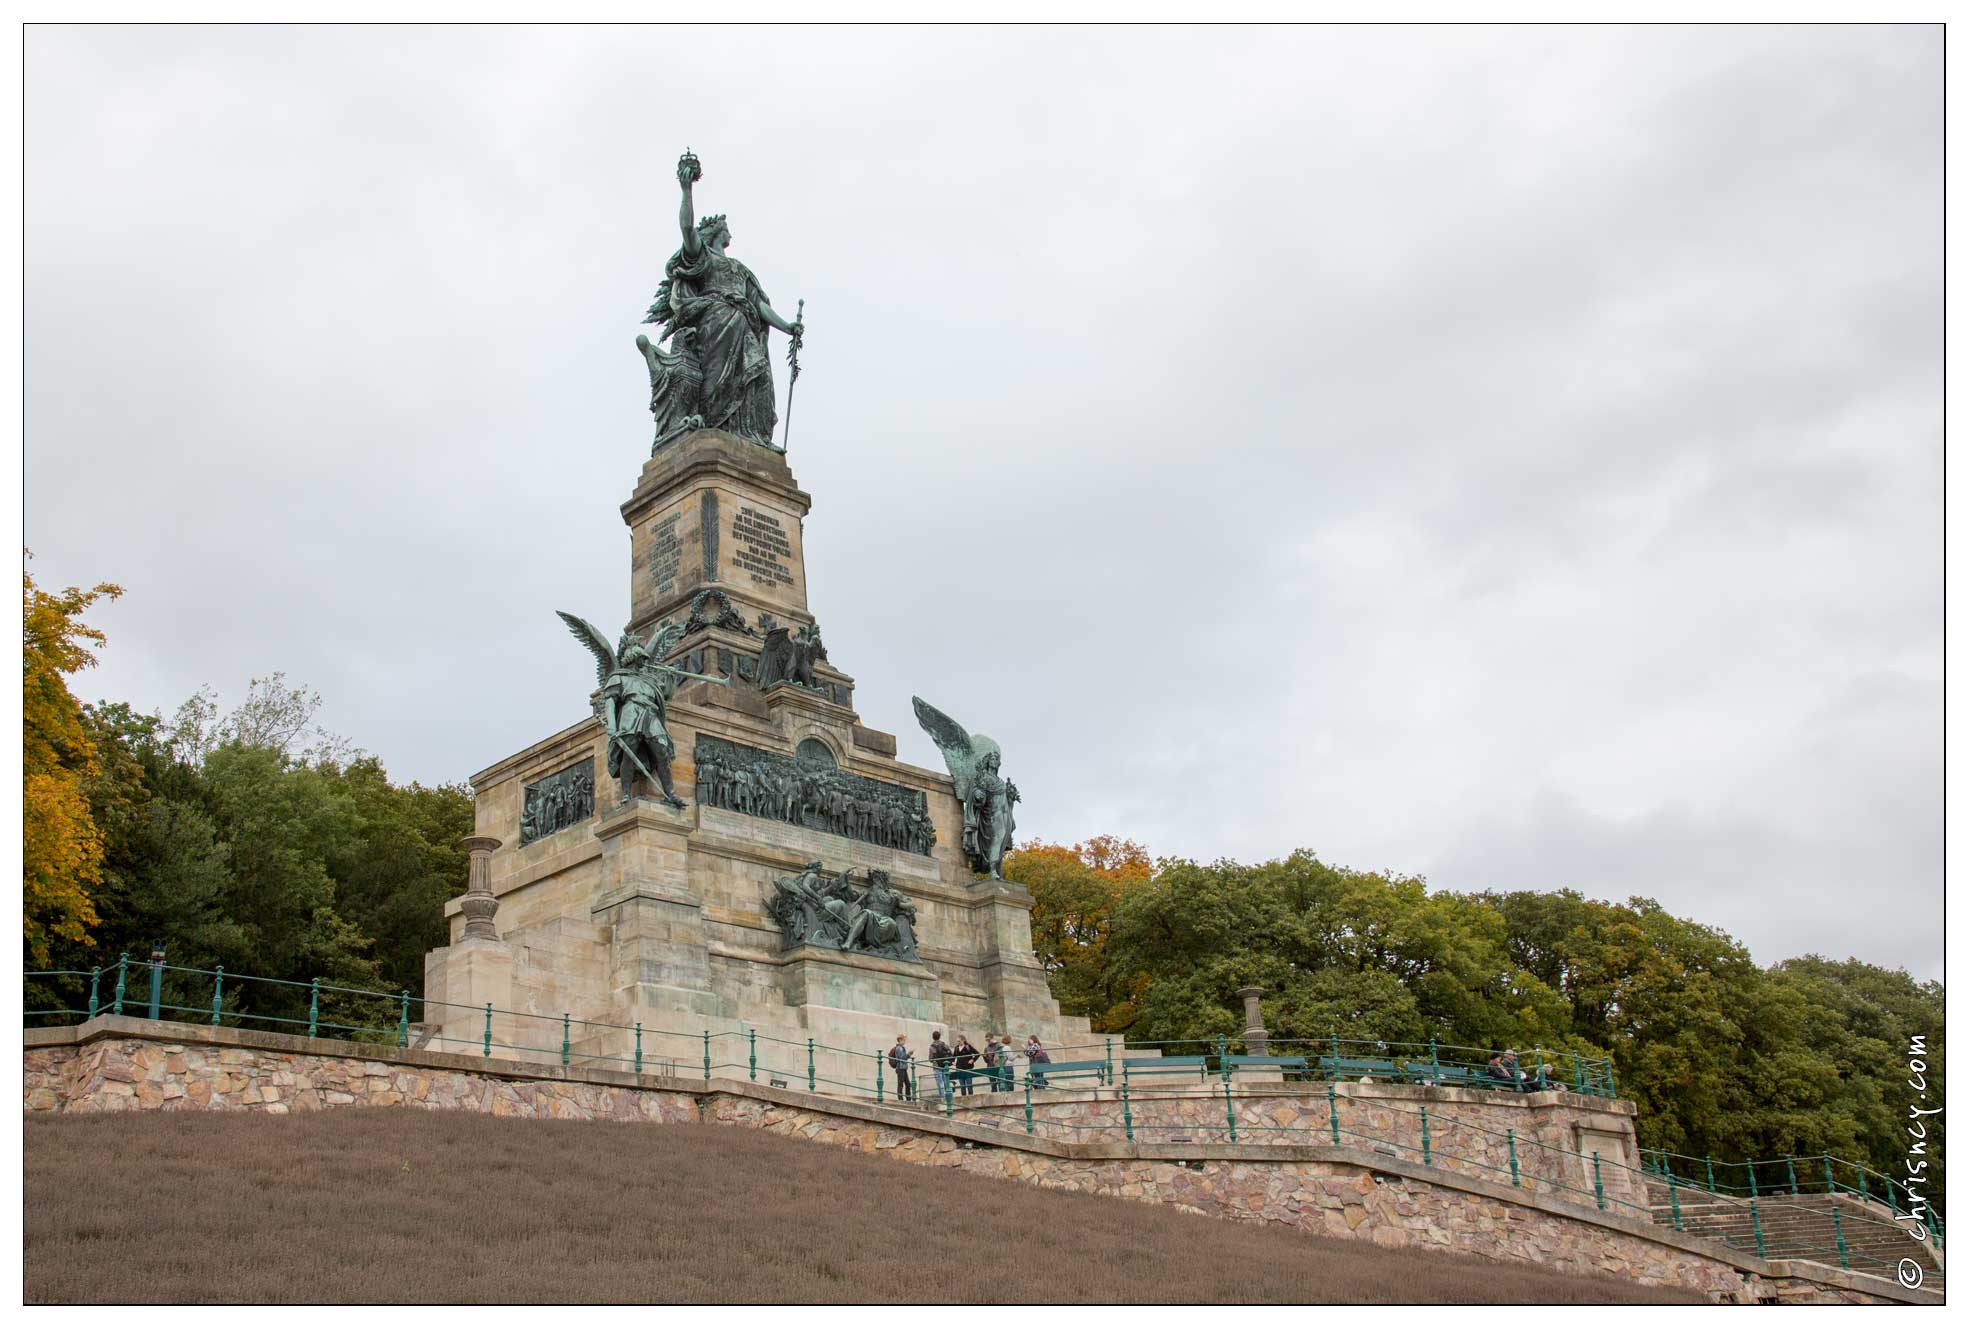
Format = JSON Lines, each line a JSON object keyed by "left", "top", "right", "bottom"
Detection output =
{"left": 693, "top": 735, "right": 935, "bottom": 856}
{"left": 519, "top": 758, "right": 596, "bottom": 847}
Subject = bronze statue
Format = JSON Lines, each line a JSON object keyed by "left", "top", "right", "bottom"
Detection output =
{"left": 912, "top": 697, "right": 1020, "bottom": 880}
{"left": 758, "top": 620, "right": 827, "bottom": 690}
{"left": 557, "top": 612, "right": 728, "bottom": 807}
{"left": 769, "top": 862, "right": 919, "bottom": 961}
{"left": 639, "top": 149, "right": 805, "bottom": 452}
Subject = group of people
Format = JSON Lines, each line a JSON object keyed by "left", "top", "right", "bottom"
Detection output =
{"left": 885, "top": 1032, "right": 1052, "bottom": 1101}
{"left": 1484, "top": 1049, "right": 1561, "bottom": 1093}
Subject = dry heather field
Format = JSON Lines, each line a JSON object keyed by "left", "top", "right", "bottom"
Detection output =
{"left": 24, "top": 1109, "right": 1696, "bottom": 1304}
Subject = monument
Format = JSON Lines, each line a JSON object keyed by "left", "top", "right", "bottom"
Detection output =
{"left": 422, "top": 152, "right": 1088, "bottom": 1090}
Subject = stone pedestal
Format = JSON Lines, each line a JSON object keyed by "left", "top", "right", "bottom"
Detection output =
{"left": 779, "top": 946, "right": 943, "bottom": 1021}
{"left": 427, "top": 935, "right": 517, "bottom": 1059}
{"left": 591, "top": 799, "right": 720, "bottom": 1020}
{"left": 622, "top": 430, "right": 815, "bottom": 641}
{"left": 1238, "top": 985, "right": 1269, "bottom": 1054}
{"left": 458, "top": 835, "right": 503, "bottom": 939}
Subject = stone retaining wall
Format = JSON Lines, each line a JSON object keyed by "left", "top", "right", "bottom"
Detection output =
{"left": 23, "top": 1018, "right": 1930, "bottom": 1306}
{"left": 945, "top": 1081, "right": 1645, "bottom": 1213}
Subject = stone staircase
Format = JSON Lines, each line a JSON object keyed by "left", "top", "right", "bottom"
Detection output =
{"left": 1646, "top": 1183, "right": 1944, "bottom": 1293}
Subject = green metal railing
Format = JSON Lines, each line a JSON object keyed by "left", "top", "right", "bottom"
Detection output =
{"left": 1640, "top": 1146, "right": 1944, "bottom": 1254}
{"left": 23, "top": 957, "right": 1939, "bottom": 1282}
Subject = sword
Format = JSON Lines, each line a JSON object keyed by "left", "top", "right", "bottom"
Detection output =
{"left": 780, "top": 297, "right": 803, "bottom": 452}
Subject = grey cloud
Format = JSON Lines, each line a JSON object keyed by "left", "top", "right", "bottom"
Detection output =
{"left": 24, "top": 24, "right": 1939, "bottom": 978}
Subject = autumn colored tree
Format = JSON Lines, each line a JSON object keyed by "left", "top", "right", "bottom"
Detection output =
{"left": 22, "top": 560, "right": 123, "bottom": 965}
{"left": 1003, "top": 836, "right": 1152, "bottom": 1031}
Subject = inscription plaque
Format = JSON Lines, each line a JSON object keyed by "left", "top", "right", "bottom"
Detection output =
{"left": 732, "top": 504, "right": 795, "bottom": 589}
{"left": 649, "top": 511, "right": 683, "bottom": 599}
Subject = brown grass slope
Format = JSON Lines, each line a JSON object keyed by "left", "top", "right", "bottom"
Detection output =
{"left": 24, "top": 1110, "right": 1698, "bottom": 1304}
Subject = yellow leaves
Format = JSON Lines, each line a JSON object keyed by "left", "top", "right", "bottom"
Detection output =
{"left": 22, "top": 559, "right": 123, "bottom": 966}
{"left": 22, "top": 773, "right": 104, "bottom": 966}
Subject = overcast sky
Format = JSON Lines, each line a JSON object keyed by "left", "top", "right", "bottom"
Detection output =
{"left": 25, "top": 25, "right": 1940, "bottom": 978}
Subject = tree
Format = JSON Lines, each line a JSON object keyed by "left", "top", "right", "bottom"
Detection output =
{"left": 1004, "top": 836, "right": 1151, "bottom": 1031}
{"left": 1104, "top": 851, "right": 1575, "bottom": 1054}
{"left": 22, "top": 560, "right": 123, "bottom": 965}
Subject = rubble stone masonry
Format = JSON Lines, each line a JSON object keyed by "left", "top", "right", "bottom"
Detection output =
{"left": 23, "top": 1019, "right": 1928, "bottom": 1306}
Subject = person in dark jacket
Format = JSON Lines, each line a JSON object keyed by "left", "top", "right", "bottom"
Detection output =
{"left": 928, "top": 1030, "right": 954, "bottom": 1101}
{"left": 887, "top": 1034, "right": 913, "bottom": 1101}
{"left": 1024, "top": 1035, "right": 1051, "bottom": 1089}
{"left": 952, "top": 1034, "right": 980, "bottom": 1095}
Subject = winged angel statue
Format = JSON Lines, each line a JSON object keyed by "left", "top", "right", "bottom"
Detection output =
{"left": 912, "top": 697, "right": 1020, "bottom": 880}
{"left": 558, "top": 612, "right": 728, "bottom": 808}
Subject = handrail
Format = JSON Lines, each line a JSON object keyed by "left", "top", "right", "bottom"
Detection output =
{"left": 24, "top": 958, "right": 1937, "bottom": 1265}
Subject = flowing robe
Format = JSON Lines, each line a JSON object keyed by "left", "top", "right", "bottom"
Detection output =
{"left": 664, "top": 247, "right": 777, "bottom": 443}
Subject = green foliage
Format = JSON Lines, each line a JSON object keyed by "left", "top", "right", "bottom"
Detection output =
{"left": 35, "top": 684, "right": 471, "bottom": 1035}
{"left": 1068, "top": 844, "right": 1942, "bottom": 1212}
{"left": 1004, "top": 837, "right": 1151, "bottom": 1032}
{"left": 1108, "top": 852, "right": 1575, "bottom": 1054}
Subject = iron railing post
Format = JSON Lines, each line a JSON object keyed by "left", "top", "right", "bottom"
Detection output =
{"left": 148, "top": 946, "right": 165, "bottom": 1020}
{"left": 807, "top": 1038, "right": 815, "bottom": 1092}
{"left": 307, "top": 977, "right": 320, "bottom": 1038}
{"left": 1420, "top": 1105, "right": 1432, "bottom": 1165}
{"left": 1218, "top": 1033, "right": 1229, "bottom": 1084}
{"left": 1750, "top": 1199, "right": 1766, "bottom": 1260}
{"left": 1822, "top": 1153, "right": 1834, "bottom": 1195}
{"left": 1507, "top": 1128, "right": 1520, "bottom": 1186}
{"left": 1705, "top": 1155, "right": 1717, "bottom": 1194}
{"left": 876, "top": 1050, "right": 884, "bottom": 1104}
{"left": 748, "top": 1028, "right": 757, "bottom": 1081}
{"left": 1857, "top": 1167, "right": 1870, "bottom": 1208}
{"left": 562, "top": 1014, "right": 571, "bottom": 1068}
{"left": 1224, "top": 1080, "right": 1237, "bottom": 1143}
{"left": 1024, "top": 1076, "right": 1034, "bottom": 1136}
{"left": 1748, "top": 1161, "right": 1759, "bottom": 1199}
{"left": 1327, "top": 1080, "right": 1340, "bottom": 1145}
{"left": 701, "top": 1030, "right": 710, "bottom": 1081}
{"left": 112, "top": 952, "right": 128, "bottom": 1016}
{"left": 1104, "top": 1037, "right": 1113, "bottom": 1086}
{"left": 1592, "top": 1152, "right": 1605, "bottom": 1210}
{"left": 635, "top": 1023, "right": 643, "bottom": 1075}
{"left": 483, "top": 1002, "right": 492, "bottom": 1058}
{"left": 1832, "top": 1206, "right": 1849, "bottom": 1269}
{"left": 1122, "top": 1080, "right": 1134, "bottom": 1142}
{"left": 1668, "top": 1173, "right": 1682, "bottom": 1230}
{"left": 1430, "top": 1037, "right": 1440, "bottom": 1083}
{"left": 209, "top": 967, "right": 223, "bottom": 1026}
{"left": 398, "top": 991, "right": 410, "bottom": 1047}
{"left": 87, "top": 966, "right": 101, "bottom": 1019}
{"left": 1571, "top": 1052, "right": 1582, "bottom": 1095}
{"left": 1786, "top": 1156, "right": 1798, "bottom": 1195}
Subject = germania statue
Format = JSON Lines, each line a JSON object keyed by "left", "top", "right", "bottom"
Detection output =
{"left": 557, "top": 612, "right": 728, "bottom": 807}
{"left": 912, "top": 697, "right": 1021, "bottom": 880}
{"left": 636, "top": 148, "right": 806, "bottom": 452}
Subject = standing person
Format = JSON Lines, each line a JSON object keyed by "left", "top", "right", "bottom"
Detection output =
{"left": 953, "top": 1033, "right": 980, "bottom": 1096}
{"left": 887, "top": 1034, "right": 913, "bottom": 1101}
{"left": 995, "top": 1035, "right": 1018, "bottom": 1093}
{"left": 1024, "top": 1035, "right": 1051, "bottom": 1089}
{"left": 929, "top": 1030, "right": 953, "bottom": 1101}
